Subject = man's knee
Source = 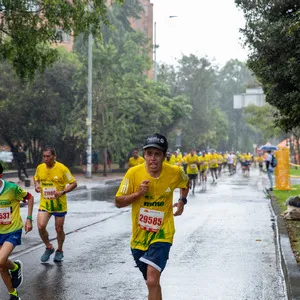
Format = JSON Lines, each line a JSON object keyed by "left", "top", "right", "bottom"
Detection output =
{"left": 37, "top": 222, "right": 47, "bottom": 231}
{"left": 146, "top": 267, "right": 160, "bottom": 288}
{"left": 55, "top": 224, "right": 64, "bottom": 234}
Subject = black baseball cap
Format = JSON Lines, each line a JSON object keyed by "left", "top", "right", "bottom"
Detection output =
{"left": 143, "top": 133, "right": 168, "bottom": 153}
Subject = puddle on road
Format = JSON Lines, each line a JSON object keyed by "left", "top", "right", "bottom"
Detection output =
{"left": 70, "top": 184, "right": 119, "bottom": 202}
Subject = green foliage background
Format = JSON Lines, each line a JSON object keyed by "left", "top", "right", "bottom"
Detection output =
{"left": 0, "top": 0, "right": 286, "bottom": 168}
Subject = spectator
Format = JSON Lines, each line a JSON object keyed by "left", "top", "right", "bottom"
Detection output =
{"left": 265, "top": 150, "right": 275, "bottom": 191}
{"left": 80, "top": 150, "right": 87, "bottom": 174}
{"left": 107, "top": 150, "right": 112, "bottom": 172}
{"left": 15, "top": 147, "right": 29, "bottom": 182}
{"left": 92, "top": 150, "right": 99, "bottom": 173}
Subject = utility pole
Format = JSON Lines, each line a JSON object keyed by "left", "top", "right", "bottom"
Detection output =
{"left": 86, "top": 2, "right": 93, "bottom": 178}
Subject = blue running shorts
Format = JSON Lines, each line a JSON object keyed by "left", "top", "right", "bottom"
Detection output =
{"left": 0, "top": 229, "right": 22, "bottom": 247}
{"left": 131, "top": 242, "right": 172, "bottom": 280}
{"left": 39, "top": 209, "right": 67, "bottom": 217}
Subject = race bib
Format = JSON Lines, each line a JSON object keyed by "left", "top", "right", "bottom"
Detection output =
{"left": 139, "top": 208, "right": 164, "bottom": 232}
{"left": 0, "top": 207, "right": 11, "bottom": 225}
{"left": 43, "top": 187, "right": 56, "bottom": 199}
{"left": 190, "top": 164, "right": 197, "bottom": 169}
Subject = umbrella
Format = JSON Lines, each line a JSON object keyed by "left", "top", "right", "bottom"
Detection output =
{"left": 259, "top": 144, "right": 279, "bottom": 151}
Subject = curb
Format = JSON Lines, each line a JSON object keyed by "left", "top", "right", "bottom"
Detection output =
{"left": 269, "top": 191, "right": 300, "bottom": 300}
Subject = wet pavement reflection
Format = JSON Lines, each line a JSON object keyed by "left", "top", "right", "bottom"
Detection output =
{"left": 0, "top": 168, "right": 288, "bottom": 300}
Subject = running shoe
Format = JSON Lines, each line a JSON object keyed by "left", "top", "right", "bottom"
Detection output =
{"left": 9, "top": 294, "right": 21, "bottom": 300}
{"left": 53, "top": 250, "right": 64, "bottom": 262}
{"left": 41, "top": 247, "right": 55, "bottom": 262}
{"left": 10, "top": 260, "right": 23, "bottom": 289}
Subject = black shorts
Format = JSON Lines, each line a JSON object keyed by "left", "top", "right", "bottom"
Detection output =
{"left": 188, "top": 174, "right": 198, "bottom": 180}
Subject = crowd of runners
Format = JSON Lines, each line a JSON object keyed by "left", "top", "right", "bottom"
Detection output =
{"left": 0, "top": 135, "right": 273, "bottom": 300}
{"left": 118, "top": 136, "right": 275, "bottom": 300}
{"left": 128, "top": 146, "right": 269, "bottom": 194}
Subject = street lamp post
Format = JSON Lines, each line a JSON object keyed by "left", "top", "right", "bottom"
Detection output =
{"left": 86, "top": 2, "right": 93, "bottom": 178}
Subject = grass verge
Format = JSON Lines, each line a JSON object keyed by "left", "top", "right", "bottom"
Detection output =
{"left": 273, "top": 184, "right": 300, "bottom": 264}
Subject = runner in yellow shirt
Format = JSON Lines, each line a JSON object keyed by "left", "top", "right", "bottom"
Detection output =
{"left": 34, "top": 146, "right": 77, "bottom": 263}
{"left": 128, "top": 148, "right": 145, "bottom": 168}
{"left": 0, "top": 163, "right": 34, "bottom": 300}
{"left": 257, "top": 153, "right": 264, "bottom": 174}
{"left": 174, "top": 151, "right": 183, "bottom": 167}
{"left": 115, "top": 133, "right": 189, "bottom": 300}
{"left": 165, "top": 152, "right": 176, "bottom": 165}
{"left": 185, "top": 149, "right": 199, "bottom": 194}
{"left": 198, "top": 152, "right": 209, "bottom": 190}
{"left": 208, "top": 150, "right": 219, "bottom": 184}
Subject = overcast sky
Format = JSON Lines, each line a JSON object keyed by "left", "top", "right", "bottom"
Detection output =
{"left": 150, "top": 0, "right": 248, "bottom": 67}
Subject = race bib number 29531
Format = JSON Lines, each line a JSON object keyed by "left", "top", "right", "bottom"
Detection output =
{"left": 139, "top": 208, "right": 164, "bottom": 232}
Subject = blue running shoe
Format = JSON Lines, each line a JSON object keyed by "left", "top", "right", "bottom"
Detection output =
{"left": 41, "top": 247, "right": 55, "bottom": 262}
{"left": 53, "top": 250, "right": 64, "bottom": 262}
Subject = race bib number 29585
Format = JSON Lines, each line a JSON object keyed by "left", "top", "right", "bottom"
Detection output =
{"left": 139, "top": 208, "right": 164, "bottom": 232}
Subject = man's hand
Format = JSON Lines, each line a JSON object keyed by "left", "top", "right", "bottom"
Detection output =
{"left": 25, "top": 219, "right": 33, "bottom": 233}
{"left": 138, "top": 180, "right": 150, "bottom": 196}
{"left": 173, "top": 201, "right": 184, "bottom": 216}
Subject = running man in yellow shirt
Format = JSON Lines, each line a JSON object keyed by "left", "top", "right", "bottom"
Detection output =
{"left": 185, "top": 149, "right": 199, "bottom": 194}
{"left": 0, "top": 163, "right": 34, "bottom": 300}
{"left": 128, "top": 148, "right": 145, "bottom": 168}
{"left": 198, "top": 151, "right": 209, "bottom": 190}
{"left": 208, "top": 150, "right": 219, "bottom": 184}
{"left": 34, "top": 146, "right": 77, "bottom": 263}
{"left": 115, "top": 133, "right": 189, "bottom": 300}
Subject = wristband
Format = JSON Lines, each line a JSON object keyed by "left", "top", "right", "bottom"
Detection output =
{"left": 178, "top": 197, "right": 187, "bottom": 205}
{"left": 27, "top": 216, "right": 33, "bottom": 221}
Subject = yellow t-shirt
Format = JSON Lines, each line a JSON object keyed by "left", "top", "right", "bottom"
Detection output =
{"left": 165, "top": 155, "right": 176, "bottom": 165}
{"left": 34, "top": 161, "right": 76, "bottom": 213}
{"left": 116, "top": 163, "right": 188, "bottom": 251}
{"left": 128, "top": 156, "right": 145, "bottom": 168}
{"left": 174, "top": 155, "right": 183, "bottom": 166}
{"left": 198, "top": 156, "right": 209, "bottom": 171}
{"left": 209, "top": 153, "right": 219, "bottom": 168}
{"left": 185, "top": 154, "right": 199, "bottom": 174}
{"left": 244, "top": 154, "right": 252, "bottom": 162}
{"left": 0, "top": 180, "right": 28, "bottom": 234}
{"left": 257, "top": 156, "right": 264, "bottom": 163}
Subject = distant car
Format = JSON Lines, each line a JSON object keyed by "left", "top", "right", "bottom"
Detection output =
{"left": 0, "top": 151, "right": 13, "bottom": 162}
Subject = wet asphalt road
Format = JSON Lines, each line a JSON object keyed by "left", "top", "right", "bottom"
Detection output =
{"left": 1, "top": 168, "right": 288, "bottom": 300}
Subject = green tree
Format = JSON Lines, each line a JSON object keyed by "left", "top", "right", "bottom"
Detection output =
{"left": 235, "top": 0, "right": 300, "bottom": 131}
{"left": 69, "top": 30, "right": 191, "bottom": 167}
{"left": 0, "top": 47, "right": 81, "bottom": 165}
{"left": 0, "top": 0, "right": 123, "bottom": 79}
{"left": 243, "top": 104, "right": 282, "bottom": 142}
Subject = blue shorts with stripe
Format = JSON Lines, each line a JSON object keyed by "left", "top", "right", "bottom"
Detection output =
{"left": 131, "top": 242, "right": 172, "bottom": 280}
{"left": 0, "top": 229, "right": 22, "bottom": 247}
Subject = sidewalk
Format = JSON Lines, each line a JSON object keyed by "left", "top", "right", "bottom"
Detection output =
{"left": 3, "top": 171, "right": 125, "bottom": 195}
